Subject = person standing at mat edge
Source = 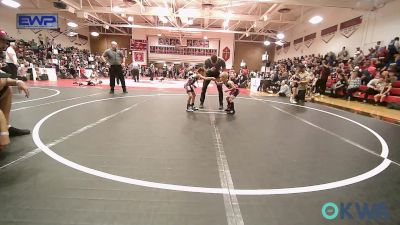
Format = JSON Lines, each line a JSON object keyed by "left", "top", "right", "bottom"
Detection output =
{"left": 200, "top": 55, "right": 226, "bottom": 110}
{"left": 102, "top": 41, "right": 127, "bottom": 94}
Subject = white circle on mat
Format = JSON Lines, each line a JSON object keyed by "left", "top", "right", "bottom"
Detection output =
{"left": 32, "top": 94, "right": 391, "bottom": 195}
{"left": 13, "top": 87, "right": 61, "bottom": 104}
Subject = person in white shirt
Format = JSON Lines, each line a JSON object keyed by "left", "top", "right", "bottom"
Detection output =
{"left": 5, "top": 42, "right": 18, "bottom": 79}
{"left": 130, "top": 61, "right": 140, "bottom": 82}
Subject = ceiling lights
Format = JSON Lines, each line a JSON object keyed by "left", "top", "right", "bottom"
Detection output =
{"left": 158, "top": 16, "right": 168, "bottom": 24}
{"left": 309, "top": 15, "right": 323, "bottom": 24}
{"left": 203, "top": 36, "right": 208, "bottom": 40}
{"left": 67, "top": 32, "right": 78, "bottom": 37}
{"left": 128, "top": 16, "right": 134, "bottom": 22}
{"left": 264, "top": 40, "right": 271, "bottom": 46}
{"left": 91, "top": 32, "right": 99, "bottom": 37}
{"left": 245, "top": 32, "right": 250, "bottom": 37}
{"left": 275, "top": 40, "right": 284, "bottom": 46}
{"left": 157, "top": 33, "right": 162, "bottom": 37}
{"left": 223, "top": 20, "right": 229, "bottom": 28}
{"left": 103, "top": 24, "right": 109, "bottom": 30}
{"left": 187, "top": 18, "right": 194, "bottom": 25}
{"left": 263, "top": 15, "right": 268, "bottom": 21}
{"left": 277, "top": 33, "right": 285, "bottom": 39}
{"left": 67, "top": 22, "right": 78, "bottom": 28}
{"left": 112, "top": 6, "right": 123, "bottom": 12}
{"left": 1, "top": 0, "right": 20, "bottom": 8}
{"left": 121, "top": 13, "right": 126, "bottom": 17}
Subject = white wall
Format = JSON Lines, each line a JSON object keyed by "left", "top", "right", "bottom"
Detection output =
{"left": 275, "top": 0, "right": 400, "bottom": 60}
{"left": 132, "top": 28, "right": 235, "bottom": 68}
{"left": 0, "top": 7, "right": 90, "bottom": 50}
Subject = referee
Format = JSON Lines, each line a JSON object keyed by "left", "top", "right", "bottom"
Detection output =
{"left": 102, "top": 41, "right": 127, "bottom": 94}
{"left": 199, "top": 55, "right": 226, "bottom": 109}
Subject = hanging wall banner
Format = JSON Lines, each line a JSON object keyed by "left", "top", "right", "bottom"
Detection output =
{"left": 283, "top": 42, "right": 290, "bottom": 53}
{"left": 293, "top": 38, "right": 303, "bottom": 51}
{"left": 130, "top": 39, "right": 147, "bottom": 51}
{"left": 321, "top": 25, "right": 338, "bottom": 43}
{"left": 31, "top": 29, "right": 42, "bottom": 34}
{"left": 134, "top": 52, "right": 144, "bottom": 62}
{"left": 276, "top": 45, "right": 282, "bottom": 55}
{"left": 340, "top": 16, "right": 362, "bottom": 38}
{"left": 304, "top": 33, "right": 316, "bottom": 48}
{"left": 77, "top": 34, "right": 88, "bottom": 45}
{"left": 222, "top": 47, "right": 230, "bottom": 61}
{"left": 48, "top": 28, "right": 61, "bottom": 38}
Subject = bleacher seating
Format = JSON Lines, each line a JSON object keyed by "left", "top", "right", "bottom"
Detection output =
{"left": 326, "top": 80, "right": 400, "bottom": 103}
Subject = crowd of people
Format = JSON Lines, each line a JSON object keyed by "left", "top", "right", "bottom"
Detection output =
{"left": 262, "top": 37, "right": 400, "bottom": 105}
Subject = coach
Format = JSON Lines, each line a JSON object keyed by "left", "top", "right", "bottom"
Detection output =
{"left": 200, "top": 55, "right": 226, "bottom": 109}
{"left": 102, "top": 41, "right": 127, "bottom": 94}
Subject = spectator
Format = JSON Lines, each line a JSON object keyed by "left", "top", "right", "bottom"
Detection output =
{"left": 330, "top": 72, "right": 347, "bottom": 98}
{"left": 295, "top": 64, "right": 311, "bottom": 103}
{"left": 338, "top": 47, "right": 349, "bottom": 62}
{"left": 363, "top": 76, "right": 384, "bottom": 103}
{"left": 388, "top": 37, "right": 399, "bottom": 56}
{"left": 278, "top": 80, "right": 291, "bottom": 97}
{"left": 315, "top": 60, "right": 330, "bottom": 96}
{"left": 345, "top": 70, "right": 361, "bottom": 100}
{"left": 5, "top": 42, "right": 18, "bottom": 79}
{"left": 374, "top": 79, "right": 392, "bottom": 104}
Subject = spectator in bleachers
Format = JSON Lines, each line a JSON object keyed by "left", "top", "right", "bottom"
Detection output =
{"left": 345, "top": 70, "right": 362, "bottom": 100}
{"left": 338, "top": 47, "right": 349, "bottom": 62}
{"left": 363, "top": 76, "right": 385, "bottom": 103}
{"left": 315, "top": 60, "right": 330, "bottom": 96}
{"left": 278, "top": 80, "right": 291, "bottom": 97}
{"left": 374, "top": 79, "right": 392, "bottom": 104}
{"left": 330, "top": 71, "right": 347, "bottom": 98}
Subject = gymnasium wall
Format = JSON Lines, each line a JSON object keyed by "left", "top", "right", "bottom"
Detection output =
{"left": 131, "top": 28, "right": 235, "bottom": 69}
{"left": 233, "top": 42, "right": 274, "bottom": 71}
{"left": 90, "top": 35, "right": 132, "bottom": 62}
{"left": 0, "top": 7, "right": 90, "bottom": 50}
{"left": 275, "top": 0, "right": 400, "bottom": 60}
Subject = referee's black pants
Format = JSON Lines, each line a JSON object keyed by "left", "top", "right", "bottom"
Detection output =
{"left": 6, "top": 63, "right": 18, "bottom": 79}
{"left": 200, "top": 79, "right": 224, "bottom": 106}
{"left": 109, "top": 65, "right": 126, "bottom": 90}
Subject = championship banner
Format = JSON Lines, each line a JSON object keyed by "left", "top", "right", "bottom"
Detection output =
{"left": 304, "top": 33, "right": 316, "bottom": 48}
{"left": 158, "top": 37, "right": 180, "bottom": 46}
{"left": 77, "top": 34, "right": 88, "bottom": 45}
{"left": 276, "top": 45, "right": 282, "bottom": 55}
{"left": 283, "top": 42, "right": 290, "bottom": 53}
{"left": 48, "top": 28, "right": 61, "bottom": 38}
{"left": 340, "top": 16, "right": 362, "bottom": 38}
{"left": 187, "top": 39, "right": 209, "bottom": 48}
{"left": 130, "top": 39, "right": 147, "bottom": 51}
{"left": 149, "top": 46, "right": 217, "bottom": 56}
{"left": 293, "top": 38, "right": 303, "bottom": 51}
{"left": 222, "top": 47, "right": 230, "bottom": 61}
{"left": 321, "top": 25, "right": 338, "bottom": 43}
{"left": 134, "top": 52, "right": 144, "bottom": 62}
{"left": 31, "top": 29, "right": 41, "bottom": 34}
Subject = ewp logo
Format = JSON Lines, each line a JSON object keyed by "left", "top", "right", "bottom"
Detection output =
{"left": 17, "top": 14, "right": 58, "bottom": 29}
{"left": 322, "top": 202, "right": 390, "bottom": 220}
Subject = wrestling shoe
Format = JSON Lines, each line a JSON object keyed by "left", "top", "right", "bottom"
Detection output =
{"left": 227, "top": 110, "right": 235, "bottom": 115}
{"left": 219, "top": 105, "right": 223, "bottom": 110}
{"left": 186, "top": 107, "right": 194, "bottom": 112}
{"left": 192, "top": 106, "right": 199, "bottom": 111}
{"left": 199, "top": 104, "right": 204, "bottom": 109}
{"left": 9, "top": 127, "right": 30, "bottom": 137}
{"left": 109, "top": 89, "right": 115, "bottom": 94}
